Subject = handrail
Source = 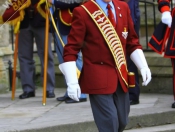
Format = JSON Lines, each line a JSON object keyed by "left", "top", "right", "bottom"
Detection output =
{"left": 139, "top": 0, "right": 157, "bottom": 51}
{"left": 139, "top": 0, "right": 174, "bottom": 51}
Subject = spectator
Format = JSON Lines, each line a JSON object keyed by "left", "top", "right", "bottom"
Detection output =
{"left": 18, "top": 0, "right": 55, "bottom": 99}
{"left": 49, "top": 0, "right": 87, "bottom": 103}
{"left": 122, "top": 0, "right": 141, "bottom": 105}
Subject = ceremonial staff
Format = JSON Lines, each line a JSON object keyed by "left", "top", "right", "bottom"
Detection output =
{"left": 42, "top": 0, "right": 50, "bottom": 105}
{"left": 11, "top": 25, "right": 19, "bottom": 100}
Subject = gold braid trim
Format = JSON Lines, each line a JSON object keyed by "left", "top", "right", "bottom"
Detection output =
{"left": 37, "top": 0, "right": 52, "bottom": 18}
{"left": 59, "top": 9, "right": 72, "bottom": 26}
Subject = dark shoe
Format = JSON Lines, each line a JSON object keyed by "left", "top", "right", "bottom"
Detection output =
{"left": 65, "top": 98, "right": 87, "bottom": 103}
{"left": 19, "top": 91, "right": 35, "bottom": 99}
{"left": 46, "top": 91, "right": 55, "bottom": 98}
{"left": 130, "top": 100, "right": 139, "bottom": 105}
{"left": 56, "top": 96, "right": 69, "bottom": 101}
{"left": 172, "top": 102, "right": 175, "bottom": 108}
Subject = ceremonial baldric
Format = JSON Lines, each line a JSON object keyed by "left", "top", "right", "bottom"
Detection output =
{"left": 81, "top": 0, "right": 129, "bottom": 87}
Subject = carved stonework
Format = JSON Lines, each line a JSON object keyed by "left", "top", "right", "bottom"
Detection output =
{"left": 0, "top": 24, "right": 10, "bottom": 46}
{"left": 0, "top": 0, "right": 6, "bottom": 15}
{"left": 0, "top": 54, "right": 8, "bottom": 92}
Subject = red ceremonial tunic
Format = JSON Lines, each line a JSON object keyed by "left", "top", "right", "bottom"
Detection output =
{"left": 63, "top": 0, "right": 142, "bottom": 94}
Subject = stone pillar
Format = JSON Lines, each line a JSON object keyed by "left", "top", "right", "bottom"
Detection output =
{"left": 0, "top": 0, "right": 14, "bottom": 93}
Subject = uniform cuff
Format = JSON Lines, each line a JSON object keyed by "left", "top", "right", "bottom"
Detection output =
{"left": 161, "top": 6, "right": 170, "bottom": 13}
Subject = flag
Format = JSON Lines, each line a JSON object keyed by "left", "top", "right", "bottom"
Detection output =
{"left": 0, "top": 0, "right": 31, "bottom": 33}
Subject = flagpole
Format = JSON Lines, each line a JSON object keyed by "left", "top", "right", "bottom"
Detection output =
{"left": 42, "top": 5, "right": 49, "bottom": 106}
{"left": 11, "top": 32, "right": 19, "bottom": 100}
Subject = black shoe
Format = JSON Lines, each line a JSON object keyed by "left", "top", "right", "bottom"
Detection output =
{"left": 172, "top": 102, "right": 175, "bottom": 108}
{"left": 130, "top": 100, "right": 139, "bottom": 105}
{"left": 46, "top": 91, "right": 55, "bottom": 98}
{"left": 56, "top": 96, "right": 69, "bottom": 101}
{"left": 19, "top": 91, "right": 35, "bottom": 99}
{"left": 65, "top": 98, "right": 87, "bottom": 103}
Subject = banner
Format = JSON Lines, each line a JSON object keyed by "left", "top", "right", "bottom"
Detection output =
{"left": 0, "top": 0, "right": 31, "bottom": 33}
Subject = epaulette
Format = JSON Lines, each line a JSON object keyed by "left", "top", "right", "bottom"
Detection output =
{"left": 59, "top": 9, "right": 72, "bottom": 26}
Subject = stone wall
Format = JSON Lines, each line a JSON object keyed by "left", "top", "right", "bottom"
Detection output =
{"left": 0, "top": 0, "right": 14, "bottom": 93}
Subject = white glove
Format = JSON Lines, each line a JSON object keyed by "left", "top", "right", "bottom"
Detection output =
{"left": 59, "top": 61, "right": 81, "bottom": 101}
{"left": 130, "top": 49, "right": 152, "bottom": 86}
{"left": 162, "top": 11, "right": 172, "bottom": 27}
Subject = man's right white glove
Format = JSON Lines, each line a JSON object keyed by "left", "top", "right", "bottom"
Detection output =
{"left": 162, "top": 11, "right": 172, "bottom": 27}
{"left": 59, "top": 61, "right": 81, "bottom": 101}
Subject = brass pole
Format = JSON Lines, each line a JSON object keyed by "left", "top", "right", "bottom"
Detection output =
{"left": 11, "top": 33, "right": 19, "bottom": 100}
{"left": 42, "top": 7, "right": 49, "bottom": 106}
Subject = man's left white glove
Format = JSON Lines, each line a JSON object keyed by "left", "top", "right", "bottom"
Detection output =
{"left": 130, "top": 49, "right": 152, "bottom": 86}
{"left": 59, "top": 61, "right": 81, "bottom": 101}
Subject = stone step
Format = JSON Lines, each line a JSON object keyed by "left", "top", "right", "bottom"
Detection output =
{"left": 0, "top": 90, "right": 174, "bottom": 132}
{"left": 145, "top": 52, "right": 171, "bottom": 67}
{"left": 124, "top": 93, "right": 175, "bottom": 130}
{"left": 139, "top": 52, "right": 173, "bottom": 94}
{"left": 124, "top": 123, "right": 175, "bottom": 132}
{"left": 51, "top": 94, "right": 174, "bottom": 132}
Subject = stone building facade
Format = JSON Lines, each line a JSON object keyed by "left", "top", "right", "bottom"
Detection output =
{"left": 0, "top": 0, "right": 14, "bottom": 93}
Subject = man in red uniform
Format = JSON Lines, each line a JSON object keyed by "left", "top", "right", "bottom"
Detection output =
{"left": 56, "top": 0, "right": 152, "bottom": 131}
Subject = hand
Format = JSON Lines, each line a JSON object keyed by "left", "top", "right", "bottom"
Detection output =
{"left": 140, "top": 67, "right": 151, "bottom": 86}
{"left": 162, "top": 11, "right": 172, "bottom": 27}
{"left": 67, "top": 83, "right": 81, "bottom": 101}
{"left": 47, "top": 0, "right": 53, "bottom": 3}
{"left": 59, "top": 61, "right": 80, "bottom": 101}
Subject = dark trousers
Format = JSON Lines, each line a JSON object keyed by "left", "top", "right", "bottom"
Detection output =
{"left": 89, "top": 83, "right": 130, "bottom": 132}
{"left": 128, "top": 16, "right": 140, "bottom": 101}
{"left": 18, "top": 26, "right": 55, "bottom": 92}
{"left": 171, "top": 58, "right": 175, "bottom": 100}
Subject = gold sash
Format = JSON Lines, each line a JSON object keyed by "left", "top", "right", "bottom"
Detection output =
{"left": 81, "top": 0, "right": 129, "bottom": 87}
